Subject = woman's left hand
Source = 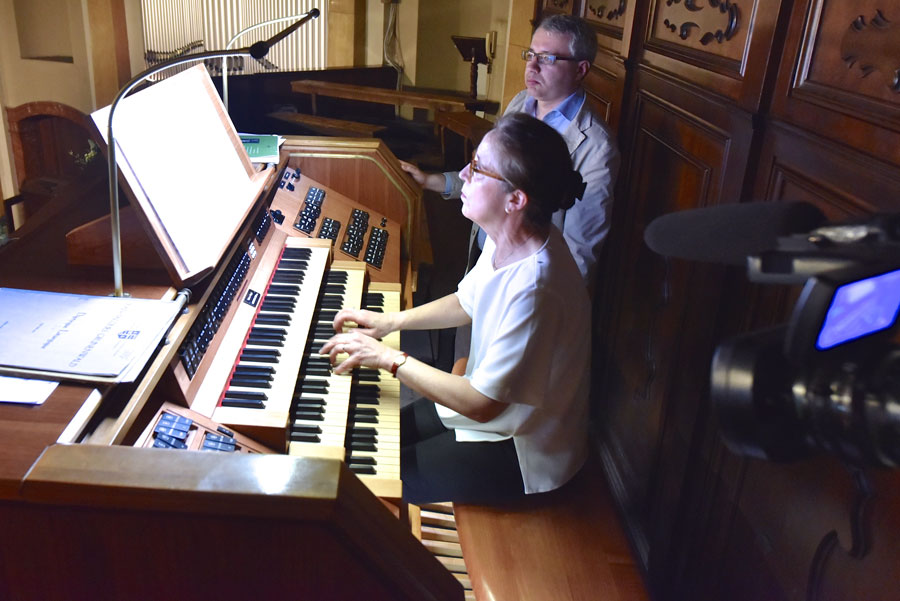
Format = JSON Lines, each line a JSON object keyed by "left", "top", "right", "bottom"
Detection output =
{"left": 320, "top": 330, "right": 395, "bottom": 375}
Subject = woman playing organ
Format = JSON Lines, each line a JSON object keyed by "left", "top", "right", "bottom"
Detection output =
{"left": 322, "top": 113, "right": 591, "bottom": 504}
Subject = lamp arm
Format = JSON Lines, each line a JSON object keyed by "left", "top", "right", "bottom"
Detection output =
{"left": 106, "top": 49, "right": 255, "bottom": 296}
{"left": 222, "top": 12, "right": 318, "bottom": 112}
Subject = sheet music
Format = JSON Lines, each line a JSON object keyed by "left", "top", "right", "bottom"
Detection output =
{"left": 0, "top": 288, "right": 183, "bottom": 382}
{"left": 92, "top": 66, "right": 257, "bottom": 275}
{"left": 0, "top": 376, "right": 58, "bottom": 405}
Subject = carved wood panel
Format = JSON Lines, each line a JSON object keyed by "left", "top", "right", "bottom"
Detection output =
{"left": 588, "top": 3, "right": 630, "bottom": 59}
{"left": 542, "top": 0, "right": 574, "bottom": 15}
{"left": 584, "top": 0, "right": 629, "bottom": 27}
{"left": 583, "top": 0, "right": 630, "bottom": 42}
{"left": 639, "top": 0, "right": 787, "bottom": 111}
{"left": 771, "top": 0, "right": 900, "bottom": 167}
{"left": 651, "top": 0, "right": 745, "bottom": 61}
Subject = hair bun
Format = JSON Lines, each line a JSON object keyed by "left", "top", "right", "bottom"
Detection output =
{"left": 559, "top": 170, "right": 586, "bottom": 211}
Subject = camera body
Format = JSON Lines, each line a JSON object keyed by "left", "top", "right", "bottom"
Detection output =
{"left": 712, "top": 215, "right": 900, "bottom": 467}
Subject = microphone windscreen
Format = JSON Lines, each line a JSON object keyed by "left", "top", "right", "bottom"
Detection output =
{"left": 644, "top": 202, "right": 826, "bottom": 265}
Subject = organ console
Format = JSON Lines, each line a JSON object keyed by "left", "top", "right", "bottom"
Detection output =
{"left": 0, "top": 82, "right": 459, "bottom": 598}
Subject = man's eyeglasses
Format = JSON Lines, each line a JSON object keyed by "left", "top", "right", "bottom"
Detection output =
{"left": 465, "top": 154, "right": 512, "bottom": 186}
{"left": 521, "top": 49, "right": 579, "bottom": 65}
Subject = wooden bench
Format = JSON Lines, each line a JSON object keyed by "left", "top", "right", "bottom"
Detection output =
{"left": 434, "top": 110, "right": 494, "bottom": 166}
{"left": 268, "top": 111, "right": 387, "bottom": 138}
{"left": 452, "top": 451, "right": 651, "bottom": 601}
{"left": 290, "top": 79, "right": 500, "bottom": 115}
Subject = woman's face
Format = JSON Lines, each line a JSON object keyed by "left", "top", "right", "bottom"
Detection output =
{"left": 459, "top": 134, "right": 513, "bottom": 229}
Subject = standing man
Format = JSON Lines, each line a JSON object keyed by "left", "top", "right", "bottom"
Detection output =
{"left": 402, "top": 14, "right": 619, "bottom": 291}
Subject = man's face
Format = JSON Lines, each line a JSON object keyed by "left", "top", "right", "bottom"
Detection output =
{"left": 523, "top": 28, "right": 586, "bottom": 104}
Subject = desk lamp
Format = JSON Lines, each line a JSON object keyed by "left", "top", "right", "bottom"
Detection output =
{"left": 105, "top": 9, "right": 320, "bottom": 297}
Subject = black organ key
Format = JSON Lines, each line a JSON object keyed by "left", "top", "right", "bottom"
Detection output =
{"left": 300, "top": 381, "right": 329, "bottom": 394}
{"left": 362, "top": 293, "right": 384, "bottom": 308}
{"left": 232, "top": 365, "right": 275, "bottom": 377}
{"left": 317, "top": 309, "right": 338, "bottom": 321}
{"left": 249, "top": 325, "right": 287, "bottom": 337}
{"left": 293, "top": 424, "right": 322, "bottom": 434}
{"left": 260, "top": 300, "right": 296, "bottom": 312}
{"left": 350, "top": 442, "right": 378, "bottom": 452}
{"left": 282, "top": 247, "right": 313, "bottom": 259}
{"left": 244, "top": 337, "right": 283, "bottom": 348}
{"left": 304, "top": 367, "right": 331, "bottom": 377}
{"left": 346, "top": 455, "right": 376, "bottom": 465}
{"left": 266, "top": 283, "right": 302, "bottom": 296}
{"left": 253, "top": 314, "right": 292, "bottom": 327}
{"left": 294, "top": 411, "right": 325, "bottom": 421}
{"left": 348, "top": 464, "right": 377, "bottom": 475}
{"left": 352, "top": 384, "right": 381, "bottom": 403}
{"left": 240, "top": 349, "right": 280, "bottom": 363}
{"left": 228, "top": 377, "right": 272, "bottom": 389}
{"left": 223, "top": 391, "right": 268, "bottom": 402}
{"left": 357, "top": 369, "right": 381, "bottom": 382}
{"left": 221, "top": 398, "right": 266, "bottom": 409}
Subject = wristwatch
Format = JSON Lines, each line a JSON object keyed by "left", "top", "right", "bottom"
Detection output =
{"left": 390, "top": 352, "right": 409, "bottom": 377}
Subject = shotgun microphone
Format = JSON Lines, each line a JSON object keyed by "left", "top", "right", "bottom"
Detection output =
{"left": 643, "top": 202, "right": 826, "bottom": 265}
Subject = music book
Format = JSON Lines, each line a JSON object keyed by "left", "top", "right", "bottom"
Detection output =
{"left": 239, "top": 133, "right": 283, "bottom": 163}
{"left": 0, "top": 288, "right": 184, "bottom": 383}
{"left": 90, "top": 65, "right": 272, "bottom": 287}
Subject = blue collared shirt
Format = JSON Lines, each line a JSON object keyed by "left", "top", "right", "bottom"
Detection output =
{"left": 522, "top": 90, "right": 585, "bottom": 135}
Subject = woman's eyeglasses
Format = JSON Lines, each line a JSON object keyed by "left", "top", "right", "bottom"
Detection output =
{"left": 465, "top": 154, "right": 512, "bottom": 186}
{"left": 521, "top": 49, "right": 579, "bottom": 65}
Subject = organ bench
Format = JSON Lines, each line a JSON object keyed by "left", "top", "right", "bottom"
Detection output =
{"left": 453, "top": 450, "right": 651, "bottom": 601}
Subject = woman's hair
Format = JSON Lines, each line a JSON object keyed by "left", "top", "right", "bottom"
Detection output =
{"left": 490, "top": 112, "right": 584, "bottom": 226}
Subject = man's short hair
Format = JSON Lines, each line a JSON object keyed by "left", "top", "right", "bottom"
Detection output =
{"left": 536, "top": 14, "right": 598, "bottom": 63}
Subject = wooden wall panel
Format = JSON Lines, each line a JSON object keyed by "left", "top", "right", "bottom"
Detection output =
{"left": 639, "top": 0, "right": 789, "bottom": 111}
{"left": 584, "top": 65, "right": 622, "bottom": 129}
{"left": 754, "top": 122, "right": 892, "bottom": 217}
{"left": 542, "top": 0, "right": 575, "bottom": 16}
{"left": 595, "top": 66, "right": 755, "bottom": 574}
{"left": 532, "top": 0, "right": 900, "bottom": 599}
{"left": 582, "top": 0, "right": 629, "bottom": 56}
{"left": 680, "top": 122, "right": 900, "bottom": 601}
{"left": 580, "top": 1, "right": 633, "bottom": 132}
{"left": 770, "top": 0, "right": 900, "bottom": 166}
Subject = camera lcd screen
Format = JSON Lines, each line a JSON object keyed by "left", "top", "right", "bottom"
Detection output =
{"left": 817, "top": 268, "right": 900, "bottom": 350}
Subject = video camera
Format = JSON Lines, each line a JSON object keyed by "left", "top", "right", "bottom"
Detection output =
{"left": 645, "top": 204, "right": 900, "bottom": 467}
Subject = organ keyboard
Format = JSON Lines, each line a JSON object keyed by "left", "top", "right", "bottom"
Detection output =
{"left": 287, "top": 261, "right": 365, "bottom": 460}
{"left": 349, "top": 283, "right": 402, "bottom": 498}
{"left": 188, "top": 232, "right": 331, "bottom": 450}
{"left": 175, "top": 220, "right": 402, "bottom": 498}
